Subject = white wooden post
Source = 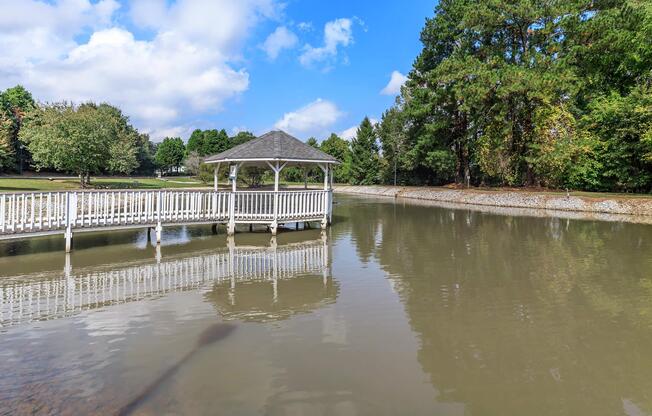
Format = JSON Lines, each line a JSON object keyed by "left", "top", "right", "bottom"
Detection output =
{"left": 319, "top": 164, "right": 329, "bottom": 229}
{"left": 272, "top": 161, "right": 280, "bottom": 235}
{"left": 227, "top": 192, "right": 235, "bottom": 235}
{"left": 64, "top": 192, "right": 77, "bottom": 252}
{"left": 155, "top": 190, "right": 162, "bottom": 244}
{"left": 231, "top": 163, "right": 239, "bottom": 193}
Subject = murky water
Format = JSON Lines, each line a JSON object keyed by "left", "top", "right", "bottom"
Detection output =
{"left": 1, "top": 195, "right": 652, "bottom": 415}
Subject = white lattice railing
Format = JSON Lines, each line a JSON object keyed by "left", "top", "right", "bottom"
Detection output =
{"left": 0, "top": 189, "right": 331, "bottom": 237}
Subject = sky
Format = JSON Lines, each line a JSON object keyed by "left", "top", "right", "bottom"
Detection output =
{"left": 0, "top": 0, "right": 435, "bottom": 142}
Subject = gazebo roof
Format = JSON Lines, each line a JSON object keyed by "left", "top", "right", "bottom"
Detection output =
{"left": 204, "top": 130, "right": 339, "bottom": 165}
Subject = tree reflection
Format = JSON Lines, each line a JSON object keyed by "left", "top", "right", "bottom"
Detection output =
{"left": 342, "top": 196, "right": 652, "bottom": 415}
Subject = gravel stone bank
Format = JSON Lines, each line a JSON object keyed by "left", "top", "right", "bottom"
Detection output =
{"left": 334, "top": 185, "right": 652, "bottom": 217}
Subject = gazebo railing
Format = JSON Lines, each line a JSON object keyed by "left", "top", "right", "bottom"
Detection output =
{"left": 233, "top": 190, "right": 328, "bottom": 222}
{"left": 0, "top": 189, "right": 332, "bottom": 250}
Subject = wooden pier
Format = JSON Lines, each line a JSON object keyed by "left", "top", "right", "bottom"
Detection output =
{"left": 0, "top": 189, "right": 333, "bottom": 251}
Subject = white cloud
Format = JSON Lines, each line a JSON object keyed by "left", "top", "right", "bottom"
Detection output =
{"left": 299, "top": 18, "right": 355, "bottom": 67}
{"left": 380, "top": 71, "right": 407, "bottom": 95}
{"left": 149, "top": 124, "right": 194, "bottom": 141}
{"left": 261, "top": 26, "right": 298, "bottom": 60}
{"left": 339, "top": 118, "right": 379, "bottom": 140}
{"left": 339, "top": 125, "right": 358, "bottom": 141}
{"left": 274, "top": 99, "right": 343, "bottom": 136}
{"left": 231, "top": 125, "right": 249, "bottom": 135}
{"left": 0, "top": 0, "right": 280, "bottom": 140}
{"left": 297, "top": 21, "right": 313, "bottom": 32}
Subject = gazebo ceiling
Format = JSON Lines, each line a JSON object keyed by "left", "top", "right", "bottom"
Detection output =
{"left": 204, "top": 130, "right": 340, "bottom": 165}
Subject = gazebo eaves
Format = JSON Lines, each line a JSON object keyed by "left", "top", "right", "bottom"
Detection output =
{"left": 204, "top": 157, "right": 340, "bottom": 165}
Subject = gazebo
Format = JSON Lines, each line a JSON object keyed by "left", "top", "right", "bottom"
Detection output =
{"left": 204, "top": 130, "right": 339, "bottom": 235}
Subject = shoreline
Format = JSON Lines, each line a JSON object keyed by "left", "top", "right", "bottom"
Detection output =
{"left": 334, "top": 185, "right": 652, "bottom": 218}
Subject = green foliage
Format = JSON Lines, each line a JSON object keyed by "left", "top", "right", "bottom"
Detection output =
{"left": 2, "top": 86, "right": 156, "bottom": 180}
{"left": 95, "top": 104, "right": 139, "bottom": 175}
{"left": 0, "top": 85, "right": 35, "bottom": 171}
{"left": 0, "top": 95, "right": 16, "bottom": 170}
{"left": 230, "top": 131, "right": 256, "bottom": 147}
{"left": 580, "top": 86, "right": 652, "bottom": 191}
{"left": 306, "top": 137, "right": 318, "bottom": 148}
{"left": 155, "top": 137, "right": 185, "bottom": 173}
{"left": 381, "top": 0, "right": 652, "bottom": 192}
{"left": 20, "top": 102, "right": 141, "bottom": 184}
{"left": 350, "top": 117, "right": 380, "bottom": 185}
{"left": 320, "top": 133, "right": 351, "bottom": 183}
{"left": 187, "top": 128, "right": 230, "bottom": 156}
{"left": 135, "top": 133, "right": 157, "bottom": 175}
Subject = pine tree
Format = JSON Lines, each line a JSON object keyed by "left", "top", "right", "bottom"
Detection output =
{"left": 350, "top": 117, "right": 380, "bottom": 185}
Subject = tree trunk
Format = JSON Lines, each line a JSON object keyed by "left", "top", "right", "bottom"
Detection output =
{"left": 393, "top": 157, "right": 397, "bottom": 186}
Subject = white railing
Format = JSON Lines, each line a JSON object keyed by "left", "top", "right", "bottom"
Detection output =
{"left": 0, "top": 238, "right": 330, "bottom": 327}
{"left": 0, "top": 189, "right": 331, "bottom": 238}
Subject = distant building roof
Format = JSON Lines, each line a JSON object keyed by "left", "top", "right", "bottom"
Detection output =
{"left": 204, "top": 130, "right": 339, "bottom": 165}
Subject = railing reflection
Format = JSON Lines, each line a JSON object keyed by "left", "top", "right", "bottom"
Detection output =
{"left": 0, "top": 234, "right": 331, "bottom": 328}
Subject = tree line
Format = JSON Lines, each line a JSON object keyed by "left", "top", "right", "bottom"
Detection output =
{"left": 0, "top": 86, "right": 262, "bottom": 186}
{"left": 374, "top": 0, "right": 652, "bottom": 192}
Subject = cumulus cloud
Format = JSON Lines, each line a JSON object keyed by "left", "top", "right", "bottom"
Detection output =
{"left": 380, "top": 71, "right": 407, "bottom": 95}
{"left": 261, "top": 26, "right": 298, "bottom": 59}
{"left": 274, "top": 99, "right": 343, "bottom": 136}
{"left": 0, "top": 0, "right": 280, "bottom": 140}
{"left": 299, "top": 18, "right": 356, "bottom": 67}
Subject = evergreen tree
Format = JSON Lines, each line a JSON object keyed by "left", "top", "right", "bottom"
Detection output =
{"left": 350, "top": 117, "right": 380, "bottom": 185}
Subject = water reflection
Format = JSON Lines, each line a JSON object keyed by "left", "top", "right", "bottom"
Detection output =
{"left": 2, "top": 195, "right": 652, "bottom": 415}
{"left": 0, "top": 233, "right": 335, "bottom": 328}
{"left": 338, "top": 195, "right": 652, "bottom": 416}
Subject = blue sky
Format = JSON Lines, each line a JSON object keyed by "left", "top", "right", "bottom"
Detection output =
{"left": 0, "top": 0, "right": 435, "bottom": 141}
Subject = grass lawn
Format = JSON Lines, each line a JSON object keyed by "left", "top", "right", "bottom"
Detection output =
{"left": 0, "top": 177, "right": 211, "bottom": 192}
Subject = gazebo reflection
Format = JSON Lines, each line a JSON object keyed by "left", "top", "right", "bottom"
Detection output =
{"left": 207, "top": 273, "right": 338, "bottom": 323}
{"left": 206, "top": 234, "right": 337, "bottom": 322}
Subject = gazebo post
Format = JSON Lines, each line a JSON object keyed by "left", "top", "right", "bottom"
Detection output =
{"left": 230, "top": 163, "right": 242, "bottom": 193}
{"left": 266, "top": 161, "right": 287, "bottom": 236}
{"left": 319, "top": 164, "right": 329, "bottom": 229}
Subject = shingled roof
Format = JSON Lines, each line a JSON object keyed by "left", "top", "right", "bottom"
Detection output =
{"left": 204, "top": 130, "right": 339, "bottom": 164}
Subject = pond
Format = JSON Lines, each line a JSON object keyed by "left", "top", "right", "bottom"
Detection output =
{"left": 1, "top": 194, "right": 651, "bottom": 415}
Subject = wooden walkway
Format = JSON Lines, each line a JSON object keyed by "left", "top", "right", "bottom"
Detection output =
{"left": 0, "top": 189, "right": 333, "bottom": 251}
